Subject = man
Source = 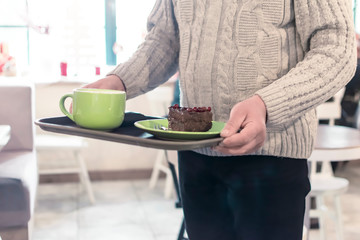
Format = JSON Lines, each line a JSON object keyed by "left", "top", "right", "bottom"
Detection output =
{"left": 84, "top": 1, "right": 357, "bottom": 239}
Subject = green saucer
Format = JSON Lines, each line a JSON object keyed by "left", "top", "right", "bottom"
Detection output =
{"left": 134, "top": 119, "right": 225, "bottom": 140}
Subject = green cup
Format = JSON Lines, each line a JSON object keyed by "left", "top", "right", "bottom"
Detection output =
{"left": 59, "top": 88, "right": 126, "bottom": 130}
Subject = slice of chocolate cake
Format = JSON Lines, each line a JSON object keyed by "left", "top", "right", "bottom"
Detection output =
{"left": 168, "top": 104, "right": 213, "bottom": 132}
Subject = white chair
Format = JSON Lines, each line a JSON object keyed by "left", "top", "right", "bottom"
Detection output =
{"left": 0, "top": 80, "right": 38, "bottom": 240}
{"left": 149, "top": 150, "right": 174, "bottom": 198}
{"left": 316, "top": 88, "right": 345, "bottom": 125}
{"left": 309, "top": 88, "right": 349, "bottom": 240}
{"left": 35, "top": 134, "right": 95, "bottom": 204}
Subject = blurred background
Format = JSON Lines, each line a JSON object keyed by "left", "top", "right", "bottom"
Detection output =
{"left": 1, "top": 1, "right": 360, "bottom": 240}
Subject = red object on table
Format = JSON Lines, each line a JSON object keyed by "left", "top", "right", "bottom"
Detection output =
{"left": 60, "top": 62, "right": 67, "bottom": 76}
{"left": 95, "top": 66, "right": 100, "bottom": 75}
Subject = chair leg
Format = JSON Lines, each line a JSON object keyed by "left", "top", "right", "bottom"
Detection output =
{"left": 168, "top": 161, "right": 181, "bottom": 204}
{"left": 149, "top": 151, "right": 164, "bottom": 189}
{"left": 334, "top": 196, "right": 344, "bottom": 240}
{"left": 317, "top": 196, "right": 326, "bottom": 240}
{"left": 164, "top": 172, "right": 174, "bottom": 198}
{"left": 149, "top": 150, "right": 174, "bottom": 198}
{"left": 163, "top": 150, "right": 174, "bottom": 198}
{"left": 75, "top": 151, "right": 95, "bottom": 204}
{"left": 302, "top": 226, "right": 308, "bottom": 240}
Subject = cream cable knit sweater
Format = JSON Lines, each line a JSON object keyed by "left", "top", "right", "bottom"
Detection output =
{"left": 110, "top": 0, "right": 357, "bottom": 158}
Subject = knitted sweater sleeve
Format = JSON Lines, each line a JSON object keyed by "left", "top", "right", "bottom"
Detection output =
{"left": 256, "top": 0, "right": 357, "bottom": 128}
{"left": 108, "top": 0, "right": 179, "bottom": 99}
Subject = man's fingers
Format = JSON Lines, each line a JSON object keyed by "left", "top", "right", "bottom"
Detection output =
{"left": 215, "top": 137, "right": 257, "bottom": 155}
{"left": 220, "top": 124, "right": 255, "bottom": 147}
{"left": 215, "top": 122, "right": 266, "bottom": 155}
{"left": 215, "top": 95, "right": 267, "bottom": 155}
{"left": 221, "top": 110, "right": 245, "bottom": 137}
{"left": 221, "top": 121, "right": 240, "bottom": 138}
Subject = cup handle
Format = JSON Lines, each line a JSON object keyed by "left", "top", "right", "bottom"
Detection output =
{"left": 59, "top": 94, "right": 74, "bottom": 121}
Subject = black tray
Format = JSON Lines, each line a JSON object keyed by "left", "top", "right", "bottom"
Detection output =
{"left": 35, "top": 112, "right": 223, "bottom": 151}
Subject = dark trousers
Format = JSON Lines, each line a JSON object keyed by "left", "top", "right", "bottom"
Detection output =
{"left": 178, "top": 151, "right": 310, "bottom": 240}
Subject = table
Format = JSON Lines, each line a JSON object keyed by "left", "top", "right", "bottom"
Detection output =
{"left": 309, "top": 124, "right": 360, "bottom": 162}
{"left": 308, "top": 124, "right": 360, "bottom": 240}
{"left": 0, "top": 125, "right": 11, "bottom": 151}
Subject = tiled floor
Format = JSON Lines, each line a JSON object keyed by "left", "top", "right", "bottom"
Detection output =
{"left": 33, "top": 180, "right": 183, "bottom": 240}
{"left": 33, "top": 160, "right": 360, "bottom": 240}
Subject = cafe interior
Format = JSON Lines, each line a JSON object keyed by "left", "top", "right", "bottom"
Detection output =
{"left": 1, "top": 0, "right": 360, "bottom": 240}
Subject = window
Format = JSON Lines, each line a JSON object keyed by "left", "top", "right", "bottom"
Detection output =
{"left": 0, "top": 0, "right": 29, "bottom": 73}
{"left": 355, "top": 0, "right": 360, "bottom": 33}
{"left": 27, "top": 0, "right": 106, "bottom": 77}
{"left": 115, "top": 0, "right": 156, "bottom": 64}
{"left": 0, "top": 0, "right": 155, "bottom": 80}
{"left": 0, "top": 0, "right": 358, "bottom": 80}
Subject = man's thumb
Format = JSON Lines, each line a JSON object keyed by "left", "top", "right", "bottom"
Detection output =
{"left": 221, "top": 120, "right": 241, "bottom": 137}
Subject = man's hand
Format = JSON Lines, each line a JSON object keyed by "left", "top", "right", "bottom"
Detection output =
{"left": 214, "top": 95, "right": 267, "bottom": 155}
{"left": 82, "top": 74, "right": 126, "bottom": 92}
{"left": 70, "top": 75, "right": 126, "bottom": 113}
